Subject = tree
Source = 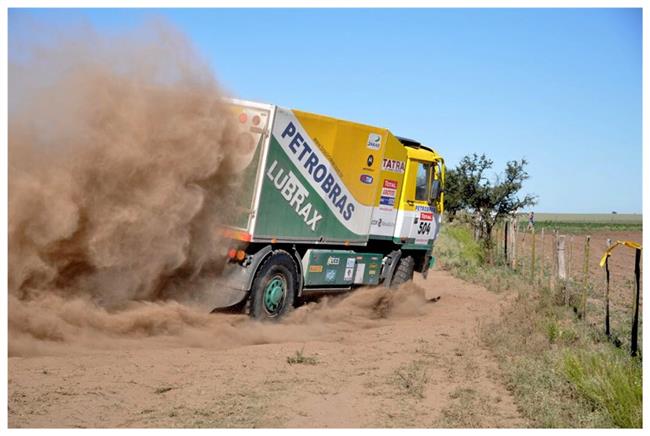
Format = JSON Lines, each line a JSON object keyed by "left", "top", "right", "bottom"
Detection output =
{"left": 444, "top": 153, "right": 537, "bottom": 246}
{"left": 441, "top": 168, "right": 464, "bottom": 222}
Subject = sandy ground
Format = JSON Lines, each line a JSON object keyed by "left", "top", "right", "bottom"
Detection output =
{"left": 9, "top": 269, "right": 527, "bottom": 428}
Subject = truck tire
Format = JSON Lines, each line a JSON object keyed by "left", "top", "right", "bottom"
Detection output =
{"left": 248, "top": 250, "right": 297, "bottom": 320}
{"left": 391, "top": 255, "right": 415, "bottom": 287}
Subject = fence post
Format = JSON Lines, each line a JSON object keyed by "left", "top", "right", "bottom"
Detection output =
{"left": 504, "top": 220, "right": 509, "bottom": 264}
{"left": 551, "top": 230, "right": 558, "bottom": 291}
{"left": 631, "top": 248, "right": 641, "bottom": 357}
{"left": 530, "top": 228, "right": 536, "bottom": 285}
{"left": 568, "top": 235, "right": 574, "bottom": 279}
{"left": 604, "top": 239, "right": 611, "bottom": 338}
{"left": 540, "top": 228, "right": 545, "bottom": 287}
{"left": 581, "top": 235, "right": 591, "bottom": 320}
{"left": 511, "top": 218, "right": 518, "bottom": 270}
{"left": 558, "top": 235, "right": 567, "bottom": 304}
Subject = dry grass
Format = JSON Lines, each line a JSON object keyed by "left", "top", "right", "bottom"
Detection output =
{"left": 286, "top": 348, "right": 318, "bottom": 366}
{"left": 392, "top": 360, "right": 429, "bottom": 399}
{"left": 436, "top": 387, "right": 496, "bottom": 428}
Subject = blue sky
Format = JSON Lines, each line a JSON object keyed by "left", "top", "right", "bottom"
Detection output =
{"left": 9, "top": 8, "right": 642, "bottom": 213}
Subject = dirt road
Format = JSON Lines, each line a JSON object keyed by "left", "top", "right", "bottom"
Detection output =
{"left": 9, "top": 269, "right": 526, "bottom": 428}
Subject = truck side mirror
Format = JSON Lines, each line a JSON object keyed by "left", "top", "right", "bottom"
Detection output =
{"left": 429, "top": 179, "right": 441, "bottom": 204}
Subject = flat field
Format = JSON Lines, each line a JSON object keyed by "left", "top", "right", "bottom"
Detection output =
{"left": 521, "top": 213, "right": 642, "bottom": 233}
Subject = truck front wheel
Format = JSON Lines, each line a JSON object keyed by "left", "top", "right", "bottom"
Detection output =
{"left": 391, "top": 255, "right": 415, "bottom": 287}
{"left": 248, "top": 250, "right": 297, "bottom": 320}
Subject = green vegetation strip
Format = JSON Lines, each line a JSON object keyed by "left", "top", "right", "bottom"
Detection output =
{"left": 563, "top": 350, "right": 642, "bottom": 428}
{"left": 530, "top": 213, "right": 642, "bottom": 224}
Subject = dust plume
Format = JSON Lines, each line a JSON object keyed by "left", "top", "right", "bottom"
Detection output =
{"left": 9, "top": 281, "right": 434, "bottom": 357}
{"left": 9, "top": 21, "right": 245, "bottom": 350}
{"left": 9, "top": 21, "right": 436, "bottom": 358}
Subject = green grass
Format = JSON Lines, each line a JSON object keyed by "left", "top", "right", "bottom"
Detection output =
{"left": 563, "top": 350, "right": 642, "bottom": 428}
{"left": 530, "top": 213, "right": 642, "bottom": 223}
{"left": 435, "top": 224, "right": 483, "bottom": 272}
{"left": 434, "top": 224, "right": 643, "bottom": 428}
{"left": 532, "top": 221, "right": 641, "bottom": 233}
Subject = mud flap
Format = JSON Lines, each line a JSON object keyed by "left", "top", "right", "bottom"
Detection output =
{"left": 381, "top": 249, "right": 402, "bottom": 288}
{"left": 422, "top": 254, "right": 435, "bottom": 279}
{"left": 208, "top": 245, "right": 273, "bottom": 310}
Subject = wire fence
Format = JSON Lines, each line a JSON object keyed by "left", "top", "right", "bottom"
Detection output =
{"left": 489, "top": 218, "right": 643, "bottom": 356}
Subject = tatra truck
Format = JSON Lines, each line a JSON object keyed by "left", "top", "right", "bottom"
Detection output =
{"left": 216, "top": 99, "right": 445, "bottom": 319}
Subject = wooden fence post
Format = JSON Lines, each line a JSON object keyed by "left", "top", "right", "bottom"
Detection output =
{"left": 511, "top": 218, "right": 518, "bottom": 270}
{"left": 504, "top": 220, "right": 509, "bottom": 264}
{"left": 558, "top": 235, "right": 567, "bottom": 304}
{"left": 604, "top": 239, "right": 611, "bottom": 338}
{"left": 540, "top": 228, "right": 545, "bottom": 286}
{"left": 581, "top": 235, "right": 591, "bottom": 320}
{"left": 631, "top": 248, "right": 641, "bottom": 357}
{"left": 568, "top": 235, "right": 574, "bottom": 279}
{"left": 531, "top": 228, "right": 536, "bottom": 285}
{"left": 551, "top": 230, "right": 558, "bottom": 291}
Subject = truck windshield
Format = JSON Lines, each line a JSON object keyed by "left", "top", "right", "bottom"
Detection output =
{"left": 415, "top": 162, "right": 432, "bottom": 201}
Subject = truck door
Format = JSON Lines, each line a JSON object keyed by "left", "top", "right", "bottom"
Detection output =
{"left": 394, "top": 159, "right": 436, "bottom": 246}
{"left": 224, "top": 100, "right": 272, "bottom": 231}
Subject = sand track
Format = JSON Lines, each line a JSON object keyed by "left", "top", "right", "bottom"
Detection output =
{"left": 9, "top": 269, "right": 526, "bottom": 428}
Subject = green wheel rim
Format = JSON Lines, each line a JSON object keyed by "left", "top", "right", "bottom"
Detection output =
{"left": 263, "top": 275, "right": 286, "bottom": 314}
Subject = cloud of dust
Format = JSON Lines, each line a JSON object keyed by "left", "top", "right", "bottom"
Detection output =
{"left": 8, "top": 20, "right": 248, "bottom": 353}
{"left": 9, "top": 281, "right": 433, "bottom": 357}
{"left": 8, "top": 21, "right": 436, "bottom": 358}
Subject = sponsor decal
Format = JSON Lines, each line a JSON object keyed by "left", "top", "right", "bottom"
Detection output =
{"left": 344, "top": 267, "right": 354, "bottom": 281}
{"left": 383, "top": 179, "right": 398, "bottom": 190}
{"left": 346, "top": 258, "right": 356, "bottom": 268}
{"left": 354, "top": 264, "right": 365, "bottom": 283}
{"left": 325, "top": 269, "right": 337, "bottom": 282}
{"left": 360, "top": 174, "right": 374, "bottom": 184}
{"left": 367, "top": 155, "right": 374, "bottom": 167}
{"left": 266, "top": 160, "right": 323, "bottom": 231}
{"left": 309, "top": 265, "right": 323, "bottom": 273}
{"left": 327, "top": 256, "right": 340, "bottom": 266}
{"left": 279, "top": 121, "right": 356, "bottom": 221}
{"left": 371, "top": 218, "right": 395, "bottom": 228}
{"left": 420, "top": 212, "right": 433, "bottom": 221}
{"left": 415, "top": 205, "right": 434, "bottom": 212}
{"left": 382, "top": 159, "right": 405, "bottom": 173}
{"left": 378, "top": 179, "right": 398, "bottom": 211}
{"left": 367, "top": 133, "right": 382, "bottom": 150}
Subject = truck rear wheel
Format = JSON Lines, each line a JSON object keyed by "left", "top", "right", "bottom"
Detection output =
{"left": 248, "top": 250, "right": 297, "bottom": 320}
{"left": 391, "top": 255, "right": 415, "bottom": 287}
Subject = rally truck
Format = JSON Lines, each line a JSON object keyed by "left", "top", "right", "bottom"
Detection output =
{"left": 214, "top": 99, "right": 445, "bottom": 319}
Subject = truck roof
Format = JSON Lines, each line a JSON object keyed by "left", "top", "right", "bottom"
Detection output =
{"left": 396, "top": 136, "right": 434, "bottom": 153}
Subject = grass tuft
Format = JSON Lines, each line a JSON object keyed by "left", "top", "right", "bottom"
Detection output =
{"left": 563, "top": 350, "right": 642, "bottom": 428}
{"left": 286, "top": 348, "right": 318, "bottom": 365}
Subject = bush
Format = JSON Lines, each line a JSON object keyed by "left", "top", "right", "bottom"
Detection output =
{"left": 436, "top": 224, "right": 484, "bottom": 270}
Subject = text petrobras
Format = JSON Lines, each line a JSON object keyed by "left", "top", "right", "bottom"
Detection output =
{"left": 280, "top": 122, "right": 355, "bottom": 221}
